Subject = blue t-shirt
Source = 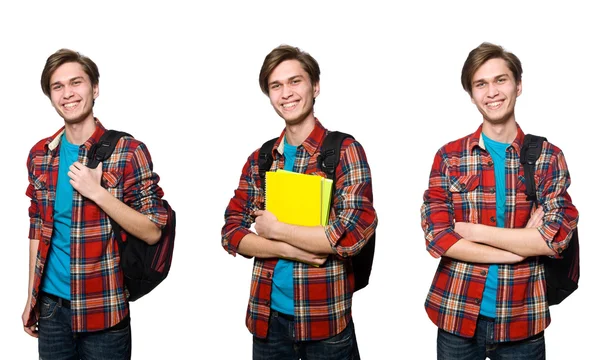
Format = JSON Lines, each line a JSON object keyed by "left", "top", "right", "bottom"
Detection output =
{"left": 270, "top": 137, "right": 297, "bottom": 315}
{"left": 479, "top": 132, "right": 510, "bottom": 318}
{"left": 41, "top": 133, "right": 79, "bottom": 300}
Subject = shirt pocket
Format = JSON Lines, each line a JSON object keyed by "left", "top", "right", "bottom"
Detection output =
{"left": 31, "top": 173, "right": 50, "bottom": 217}
{"left": 448, "top": 174, "right": 480, "bottom": 222}
{"left": 515, "top": 174, "right": 537, "bottom": 226}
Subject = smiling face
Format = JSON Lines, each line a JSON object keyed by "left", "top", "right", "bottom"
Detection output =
{"left": 267, "top": 59, "right": 320, "bottom": 126}
{"left": 470, "top": 58, "right": 522, "bottom": 125}
{"left": 49, "top": 62, "right": 98, "bottom": 125}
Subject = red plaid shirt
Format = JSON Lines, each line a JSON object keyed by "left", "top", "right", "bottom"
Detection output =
{"left": 421, "top": 124, "right": 578, "bottom": 342}
{"left": 25, "top": 120, "right": 167, "bottom": 332}
{"left": 222, "top": 119, "right": 377, "bottom": 341}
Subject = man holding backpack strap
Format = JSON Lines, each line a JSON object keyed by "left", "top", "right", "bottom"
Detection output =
{"left": 22, "top": 49, "right": 168, "bottom": 360}
{"left": 420, "top": 42, "right": 579, "bottom": 359}
{"left": 221, "top": 44, "right": 377, "bottom": 359}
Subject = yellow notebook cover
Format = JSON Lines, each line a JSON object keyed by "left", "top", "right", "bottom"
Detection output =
{"left": 265, "top": 170, "right": 323, "bottom": 226}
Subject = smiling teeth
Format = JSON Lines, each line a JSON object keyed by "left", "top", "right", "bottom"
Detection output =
{"left": 64, "top": 103, "right": 78, "bottom": 109}
{"left": 282, "top": 102, "right": 298, "bottom": 108}
{"left": 488, "top": 101, "right": 502, "bottom": 107}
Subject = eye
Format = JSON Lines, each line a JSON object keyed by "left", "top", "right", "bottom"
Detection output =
{"left": 52, "top": 84, "right": 63, "bottom": 91}
{"left": 270, "top": 84, "right": 280, "bottom": 90}
{"left": 475, "top": 82, "right": 485, "bottom": 88}
{"left": 72, "top": 80, "right": 82, "bottom": 85}
{"left": 291, "top": 79, "right": 301, "bottom": 84}
{"left": 497, "top": 78, "right": 506, "bottom": 84}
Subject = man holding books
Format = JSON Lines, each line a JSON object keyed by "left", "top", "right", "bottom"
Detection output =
{"left": 221, "top": 44, "right": 377, "bottom": 359}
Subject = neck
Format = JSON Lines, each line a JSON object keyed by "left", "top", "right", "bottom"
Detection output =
{"left": 284, "top": 115, "right": 316, "bottom": 146}
{"left": 482, "top": 118, "right": 517, "bottom": 144}
{"left": 64, "top": 116, "right": 97, "bottom": 145}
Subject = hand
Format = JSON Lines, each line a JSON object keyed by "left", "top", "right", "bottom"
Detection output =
{"left": 526, "top": 206, "right": 544, "bottom": 228}
{"left": 68, "top": 161, "right": 104, "bottom": 201}
{"left": 254, "top": 210, "right": 279, "bottom": 240}
{"left": 22, "top": 298, "right": 38, "bottom": 338}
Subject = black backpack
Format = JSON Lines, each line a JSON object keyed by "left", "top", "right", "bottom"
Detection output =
{"left": 520, "top": 134, "right": 579, "bottom": 306}
{"left": 258, "top": 131, "right": 375, "bottom": 292}
{"left": 87, "top": 130, "right": 176, "bottom": 302}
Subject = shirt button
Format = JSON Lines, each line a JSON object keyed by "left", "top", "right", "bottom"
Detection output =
{"left": 460, "top": 183, "right": 466, "bottom": 190}
{"left": 487, "top": 161, "right": 493, "bottom": 167}
{"left": 475, "top": 298, "right": 481, "bottom": 305}
{"left": 265, "top": 300, "right": 270, "bottom": 307}
{"left": 44, "top": 239, "right": 49, "bottom": 245}
{"left": 342, "top": 252, "right": 348, "bottom": 258}
{"left": 480, "top": 270, "right": 487, "bottom": 276}
{"left": 490, "top": 188, "right": 496, "bottom": 194}
{"left": 490, "top": 216, "right": 496, "bottom": 223}
{"left": 266, "top": 272, "right": 272, "bottom": 279}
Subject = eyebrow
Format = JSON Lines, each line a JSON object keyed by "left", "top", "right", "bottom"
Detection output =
{"left": 268, "top": 75, "right": 303, "bottom": 86}
{"left": 472, "top": 73, "right": 509, "bottom": 85}
{"left": 50, "top": 76, "right": 85, "bottom": 87}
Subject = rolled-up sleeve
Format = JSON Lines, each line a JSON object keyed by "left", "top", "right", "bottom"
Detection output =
{"left": 222, "top": 154, "right": 261, "bottom": 256}
{"left": 324, "top": 140, "right": 377, "bottom": 258}
{"left": 537, "top": 148, "right": 579, "bottom": 256}
{"left": 123, "top": 142, "right": 168, "bottom": 229}
{"left": 420, "top": 150, "right": 462, "bottom": 258}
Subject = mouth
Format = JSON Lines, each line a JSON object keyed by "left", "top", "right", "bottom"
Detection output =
{"left": 486, "top": 100, "right": 504, "bottom": 110}
{"left": 62, "top": 101, "right": 80, "bottom": 111}
{"left": 281, "top": 101, "right": 299, "bottom": 111}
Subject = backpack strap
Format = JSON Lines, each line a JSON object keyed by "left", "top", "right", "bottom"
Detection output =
{"left": 86, "top": 129, "right": 132, "bottom": 256}
{"left": 258, "top": 137, "right": 278, "bottom": 205}
{"left": 87, "top": 130, "right": 132, "bottom": 169}
{"left": 318, "top": 131, "right": 355, "bottom": 189}
{"left": 520, "top": 134, "right": 547, "bottom": 203}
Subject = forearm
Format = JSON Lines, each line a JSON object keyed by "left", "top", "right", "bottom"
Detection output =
{"left": 271, "top": 223, "right": 335, "bottom": 254}
{"left": 468, "top": 224, "right": 555, "bottom": 257}
{"left": 92, "top": 189, "right": 161, "bottom": 244}
{"left": 444, "top": 239, "right": 525, "bottom": 264}
{"left": 237, "top": 233, "right": 287, "bottom": 258}
{"left": 27, "top": 240, "right": 39, "bottom": 300}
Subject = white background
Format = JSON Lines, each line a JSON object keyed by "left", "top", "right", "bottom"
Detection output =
{"left": 0, "top": 1, "right": 597, "bottom": 359}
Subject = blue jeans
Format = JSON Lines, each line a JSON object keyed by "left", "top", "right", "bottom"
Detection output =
{"left": 437, "top": 316, "right": 545, "bottom": 360}
{"left": 38, "top": 294, "right": 131, "bottom": 360}
{"left": 253, "top": 310, "right": 360, "bottom": 360}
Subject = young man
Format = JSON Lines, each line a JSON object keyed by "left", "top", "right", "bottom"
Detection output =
{"left": 222, "top": 45, "right": 377, "bottom": 359}
{"left": 420, "top": 42, "right": 579, "bottom": 359}
{"left": 22, "top": 49, "right": 168, "bottom": 360}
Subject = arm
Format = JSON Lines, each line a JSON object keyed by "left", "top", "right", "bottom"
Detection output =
{"left": 253, "top": 209, "right": 334, "bottom": 254}
{"left": 69, "top": 142, "right": 167, "bottom": 245}
{"left": 237, "top": 232, "right": 327, "bottom": 266}
{"left": 454, "top": 207, "right": 553, "bottom": 257}
{"left": 254, "top": 140, "right": 377, "bottom": 258}
{"left": 421, "top": 148, "right": 523, "bottom": 264}
{"left": 22, "top": 239, "right": 39, "bottom": 337}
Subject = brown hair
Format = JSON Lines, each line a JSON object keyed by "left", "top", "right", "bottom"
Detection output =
{"left": 41, "top": 48, "right": 100, "bottom": 97}
{"left": 259, "top": 45, "right": 320, "bottom": 95}
{"left": 461, "top": 42, "right": 522, "bottom": 96}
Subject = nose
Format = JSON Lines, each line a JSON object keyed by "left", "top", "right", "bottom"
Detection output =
{"left": 486, "top": 83, "right": 499, "bottom": 98}
{"left": 282, "top": 84, "right": 293, "bottom": 99}
{"left": 62, "top": 85, "right": 74, "bottom": 99}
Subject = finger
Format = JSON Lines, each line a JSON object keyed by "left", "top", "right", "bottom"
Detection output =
{"left": 253, "top": 210, "right": 264, "bottom": 217}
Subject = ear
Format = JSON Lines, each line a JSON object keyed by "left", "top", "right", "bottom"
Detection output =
{"left": 313, "top": 81, "right": 320, "bottom": 99}
{"left": 93, "top": 83, "right": 99, "bottom": 99}
{"left": 516, "top": 80, "right": 522, "bottom": 97}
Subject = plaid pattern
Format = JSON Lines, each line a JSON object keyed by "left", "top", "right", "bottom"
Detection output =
{"left": 421, "top": 124, "right": 578, "bottom": 342}
{"left": 25, "top": 120, "right": 167, "bottom": 332}
{"left": 222, "top": 119, "right": 377, "bottom": 341}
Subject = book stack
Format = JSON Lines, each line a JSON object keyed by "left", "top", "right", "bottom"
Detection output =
{"left": 265, "top": 170, "right": 333, "bottom": 226}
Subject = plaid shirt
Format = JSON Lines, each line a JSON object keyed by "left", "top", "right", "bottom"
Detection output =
{"left": 25, "top": 120, "right": 167, "bottom": 332}
{"left": 421, "top": 124, "right": 578, "bottom": 342}
{"left": 222, "top": 119, "right": 377, "bottom": 341}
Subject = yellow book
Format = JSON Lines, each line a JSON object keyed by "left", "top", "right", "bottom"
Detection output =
{"left": 265, "top": 170, "right": 324, "bottom": 226}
